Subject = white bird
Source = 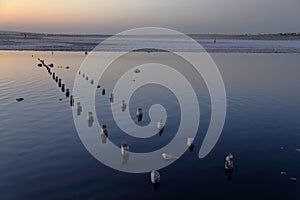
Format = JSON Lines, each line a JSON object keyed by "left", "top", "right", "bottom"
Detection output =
{"left": 150, "top": 171, "right": 160, "bottom": 184}
{"left": 157, "top": 119, "right": 164, "bottom": 131}
{"left": 121, "top": 100, "right": 126, "bottom": 112}
{"left": 187, "top": 138, "right": 194, "bottom": 147}
{"left": 162, "top": 153, "right": 178, "bottom": 160}
{"left": 121, "top": 142, "right": 129, "bottom": 156}
{"left": 225, "top": 153, "right": 234, "bottom": 170}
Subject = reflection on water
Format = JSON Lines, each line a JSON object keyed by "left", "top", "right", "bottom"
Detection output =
{"left": 150, "top": 183, "right": 161, "bottom": 192}
{"left": 225, "top": 169, "right": 233, "bottom": 181}
{"left": 101, "top": 133, "right": 107, "bottom": 144}
{"left": 122, "top": 153, "right": 130, "bottom": 164}
{"left": 109, "top": 93, "right": 114, "bottom": 103}
{"left": 0, "top": 51, "right": 300, "bottom": 199}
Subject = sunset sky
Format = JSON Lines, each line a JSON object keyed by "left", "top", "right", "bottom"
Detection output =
{"left": 0, "top": 0, "right": 300, "bottom": 34}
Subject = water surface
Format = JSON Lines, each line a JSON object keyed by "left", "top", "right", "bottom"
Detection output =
{"left": 0, "top": 51, "right": 300, "bottom": 199}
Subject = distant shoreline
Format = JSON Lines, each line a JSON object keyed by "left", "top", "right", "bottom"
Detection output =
{"left": 1, "top": 31, "right": 300, "bottom": 53}
{"left": 1, "top": 30, "right": 300, "bottom": 40}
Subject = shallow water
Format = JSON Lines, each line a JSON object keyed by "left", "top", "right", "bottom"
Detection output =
{"left": 0, "top": 51, "right": 300, "bottom": 199}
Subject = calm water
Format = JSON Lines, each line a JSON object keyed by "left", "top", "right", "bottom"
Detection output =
{"left": 0, "top": 51, "right": 300, "bottom": 199}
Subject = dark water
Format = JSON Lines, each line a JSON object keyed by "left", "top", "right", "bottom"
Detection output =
{"left": 0, "top": 51, "right": 300, "bottom": 199}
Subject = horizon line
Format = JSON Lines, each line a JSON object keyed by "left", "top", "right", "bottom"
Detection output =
{"left": 1, "top": 29, "right": 300, "bottom": 37}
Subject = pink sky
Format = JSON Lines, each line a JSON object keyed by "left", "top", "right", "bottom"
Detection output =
{"left": 0, "top": 0, "right": 300, "bottom": 34}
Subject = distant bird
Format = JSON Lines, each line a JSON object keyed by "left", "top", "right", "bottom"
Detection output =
{"left": 66, "top": 89, "right": 70, "bottom": 97}
{"left": 70, "top": 95, "right": 74, "bottom": 106}
{"left": 162, "top": 153, "right": 178, "bottom": 160}
{"left": 121, "top": 100, "right": 126, "bottom": 112}
{"left": 16, "top": 98, "right": 24, "bottom": 102}
{"left": 136, "top": 108, "right": 143, "bottom": 122}
{"left": 121, "top": 142, "right": 129, "bottom": 156}
{"left": 101, "top": 125, "right": 108, "bottom": 137}
{"left": 109, "top": 93, "right": 114, "bottom": 103}
{"left": 150, "top": 171, "right": 160, "bottom": 184}
{"left": 87, "top": 111, "right": 94, "bottom": 127}
{"left": 225, "top": 153, "right": 234, "bottom": 170}
{"left": 157, "top": 119, "right": 164, "bottom": 131}
{"left": 134, "top": 68, "right": 141, "bottom": 73}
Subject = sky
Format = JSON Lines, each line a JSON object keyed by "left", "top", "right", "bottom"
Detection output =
{"left": 0, "top": 0, "right": 300, "bottom": 34}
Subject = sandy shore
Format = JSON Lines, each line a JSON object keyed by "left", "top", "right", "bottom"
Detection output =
{"left": 1, "top": 31, "right": 300, "bottom": 53}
